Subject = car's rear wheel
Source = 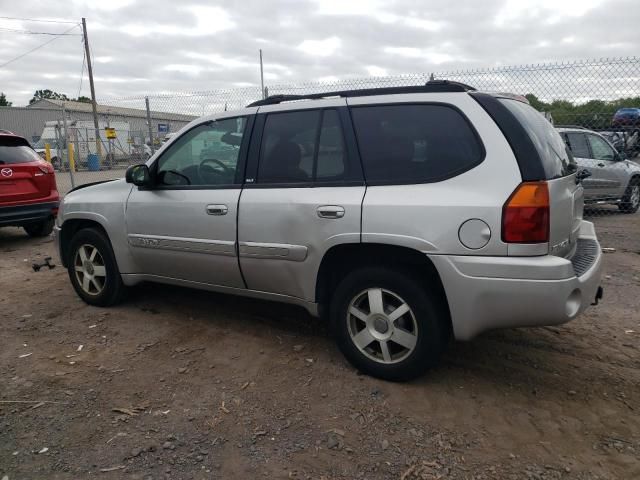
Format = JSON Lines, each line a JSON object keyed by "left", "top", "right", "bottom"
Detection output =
{"left": 67, "top": 228, "right": 126, "bottom": 306}
{"left": 330, "top": 267, "right": 449, "bottom": 381}
{"left": 619, "top": 179, "right": 640, "bottom": 213}
{"left": 23, "top": 218, "right": 54, "bottom": 237}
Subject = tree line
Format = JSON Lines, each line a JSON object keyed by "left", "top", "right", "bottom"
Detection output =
{"left": 0, "top": 90, "right": 91, "bottom": 107}
{"left": 525, "top": 94, "right": 640, "bottom": 129}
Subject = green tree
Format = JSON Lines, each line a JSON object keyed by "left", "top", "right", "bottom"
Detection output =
{"left": 75, "top": 95, "right": 92, "bottom": 103}
{"left": 29, "top": 89, "right": 70, "bottom": 105}
{"left": 0, "top": 92, "right": 11, "bottom": 107}
{"left": 525, "top": 93, "right": 640, "bottom": 129}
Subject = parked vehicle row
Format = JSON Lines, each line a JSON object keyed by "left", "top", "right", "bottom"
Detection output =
{"left": 53, "top": 81, "right": 604, "bottom": 380}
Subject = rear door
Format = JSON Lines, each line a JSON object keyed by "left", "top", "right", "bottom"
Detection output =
{"left": 0, "top": 136, "right": 52, "bottom": 205}
{"left": 237, "top": 101, "right": 365, "bottom": 301}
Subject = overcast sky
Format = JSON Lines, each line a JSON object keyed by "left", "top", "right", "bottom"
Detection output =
{"left": 0, "top": 0, "right": 638, "bottom": 106}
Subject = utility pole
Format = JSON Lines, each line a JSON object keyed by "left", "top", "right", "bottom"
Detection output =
{"left": 145, "top": 97, "right": 155, "bottom": 154}
{"left": 62, "top": 104, "right": 75, "bottom": 189}
{"left": 259, "top": 49, "right": 265, "bottom": 99}
{"left": 82, "top": 17, "right": 102, "bottom": 165}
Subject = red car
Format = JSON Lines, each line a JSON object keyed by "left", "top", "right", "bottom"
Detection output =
{"left": 0, "top": 131, "right": 59, "bottom": 237}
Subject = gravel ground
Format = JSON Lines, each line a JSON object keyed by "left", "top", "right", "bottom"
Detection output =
{"left": 1, "top": 212, "right": 639, "bottom": 480}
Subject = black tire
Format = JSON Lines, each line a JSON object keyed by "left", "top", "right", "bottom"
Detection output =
{"left": 67, "top": 227, "right": 126, "bottom": 307}
{"left": 330, "top": 267, "right": 449, "bottom": 381}
{"left": 619, "top": 178, "right": 640, "bottom": 213}
{"left": 23, "top": 218, "right": 54, "bottom": 237}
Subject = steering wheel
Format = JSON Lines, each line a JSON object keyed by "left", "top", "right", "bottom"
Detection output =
{"left": 198, "top": 158, "right": 230, "bottom": 184}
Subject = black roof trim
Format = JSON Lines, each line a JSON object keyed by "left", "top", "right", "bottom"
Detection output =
{"left": 247, "top": 80, "right": 477, "bottom": 107}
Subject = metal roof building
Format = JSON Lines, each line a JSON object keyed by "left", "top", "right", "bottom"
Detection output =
{"left": 0, "top": 99, "right": 195, "bottom": 143}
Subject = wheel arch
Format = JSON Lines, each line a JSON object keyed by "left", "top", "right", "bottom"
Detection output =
{"left": 315, "top": 243, "right": 452, "bottom": 332}
{"left": 59, "top": 217, "right": 111, "bottom": 267}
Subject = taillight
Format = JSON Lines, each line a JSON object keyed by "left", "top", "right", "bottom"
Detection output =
{"left": 37, "top": 161, "right": 54, "bottom": 174}
{"left": 502, "top": 181, "right": 549, "bottom": 243}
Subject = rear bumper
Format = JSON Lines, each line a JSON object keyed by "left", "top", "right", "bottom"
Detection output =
{"left": 0, "top": 201, "right": 59, "bottom": 227}
{"left": 429, "top": 220, "right": 603, "bottom": 340}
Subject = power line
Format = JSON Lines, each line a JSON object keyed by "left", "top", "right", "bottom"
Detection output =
{"left": 0, "top": 15, "right": 78, "bottom": 24}
{"left": 0, "top": 24, "right": 80, "bottom": 68}
{"left": 0, "top": 27, "right": 81, "bottom": 36}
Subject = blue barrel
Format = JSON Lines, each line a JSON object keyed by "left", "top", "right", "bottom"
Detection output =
{"left": 87, "top": 154, "right": 99, "bottom": 171}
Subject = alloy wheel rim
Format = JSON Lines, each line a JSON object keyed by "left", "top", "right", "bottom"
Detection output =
{"left": 347, "top": 288, "right": 418, "bottom": 364}
{"left": 74, "top": 244, "right": 106, "bottom": 296}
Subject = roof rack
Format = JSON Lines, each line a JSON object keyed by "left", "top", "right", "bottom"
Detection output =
{"left": 555, "top": 125, "right": 587, "bottom": 130}
{"left": 246, "top": 80, "right": 477, "bottom": 107}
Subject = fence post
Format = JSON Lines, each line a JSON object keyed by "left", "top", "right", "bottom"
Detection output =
{"left": 62, "top": 104, "right": 75, "bottom": 189}
{"left": 145, "top": 97, "right": 155, "bottom": 155}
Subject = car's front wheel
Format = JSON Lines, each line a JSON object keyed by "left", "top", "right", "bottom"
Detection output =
{"left": 330, "top": 267, "right": 449, "bottom": 381}
{"left": 23, "top": 218, "right": 54, "bottom": 237}
{"left": 67, "top": 228, "right": 126, "bottom": 306}
{"left": 619, "top": 179, "right": 640, "bottom": 213}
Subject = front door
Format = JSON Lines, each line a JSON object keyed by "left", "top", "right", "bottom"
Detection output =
{"left": 125, "top": 114, "right": 254, "bottom": 287}
{"left": 563, "top": 132, "right": 608, "bottom": 201}
{"left": 238, "top": 104, "right": 365, "bottom": 301}
{"left": 585, "top": 133, "right": 626, "bottom": 199}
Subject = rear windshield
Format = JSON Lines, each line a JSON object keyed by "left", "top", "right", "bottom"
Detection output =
{"left": 0, "top": 137, "right": 41, "bottom": 164}
{"left": 498, "top": 98, "right": 575, "bottom": 179}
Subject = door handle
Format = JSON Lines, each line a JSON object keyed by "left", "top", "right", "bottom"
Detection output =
{"left": 317, "top": 205, "right": 345, "bottom": 219}
{"left": 206, "top": 204, "right": 228, "bottom": 216}
{"left": 597, "top": 162, "right": 605, "bottom": 167}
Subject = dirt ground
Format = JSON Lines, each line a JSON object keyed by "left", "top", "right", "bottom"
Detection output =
{"left": 1, "top": 212, "right": 639, "bottom": 480}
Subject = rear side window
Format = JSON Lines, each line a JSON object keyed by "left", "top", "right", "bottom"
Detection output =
{"left": 498, "top": 99, "right": 575, "bottom": 179}
{"left": 350, "top": 104, "right": 483, "bottom": 184}
{"left": 564, "top": 132, "right": 590, "bottom": 158}
{"left": 257, "top": 109, "right": 348, "bottom": 184}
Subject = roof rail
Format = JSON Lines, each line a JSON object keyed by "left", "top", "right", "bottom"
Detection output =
{"left": 555, "top": 125, "right": 588, "bottom": 130}
{"left": 247, "top": 80, "right": 477, "bottom": 107}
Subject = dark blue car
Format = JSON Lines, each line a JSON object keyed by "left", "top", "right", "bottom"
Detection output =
{"left": 612, "top": 107, "right": 640, "bottom": 127}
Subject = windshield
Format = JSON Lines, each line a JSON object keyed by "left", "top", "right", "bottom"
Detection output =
{"left": 499, "top": 98, "right": 575, "bottom": 179}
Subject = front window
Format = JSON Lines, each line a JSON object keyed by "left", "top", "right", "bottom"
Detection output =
{"left": 587, "top": 134, "right": 615, "bottom": 162}
{"left": 155, "top": 117, "right": 246, "bottom": 186}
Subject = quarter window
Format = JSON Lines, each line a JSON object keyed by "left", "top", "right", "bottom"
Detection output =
{"left": 350, "top": 104, "right": 483, "bottom": 184}
{"left": 156, "top": 117, "right": 246, "bottom": 186}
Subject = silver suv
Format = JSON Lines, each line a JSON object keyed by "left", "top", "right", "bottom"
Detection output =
{"left": 54, "top": 81, "right": 603, "bottom": 381}
{"left": 557, "top": 127, "right": 640, "bottom": 212}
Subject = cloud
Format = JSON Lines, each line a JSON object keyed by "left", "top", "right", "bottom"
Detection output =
{"left": 0, "top": 0, "right": 636, "bottom": 106}
{"left": 298, "top": 36, "right": 341, "bottom": 57}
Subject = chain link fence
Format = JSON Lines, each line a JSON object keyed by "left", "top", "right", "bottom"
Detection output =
{"left": 48, "top": 57, "right": 639, "bottom": 234}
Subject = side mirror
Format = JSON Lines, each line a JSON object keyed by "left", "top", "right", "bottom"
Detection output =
{"left": 575, "top": 168, "right": 592, "bottom": 184}
{"left": 614, "top": 151, "right": 627, "bottom": 161}
{"left": 126, "top": 164, "right": 150, "bottom": 187}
